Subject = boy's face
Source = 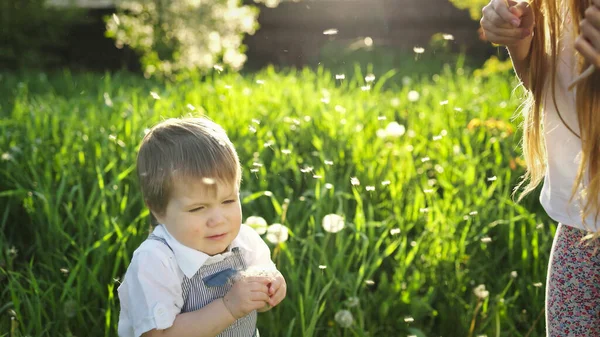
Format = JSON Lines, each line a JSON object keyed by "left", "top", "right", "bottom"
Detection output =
{"left": 154, "top": 177, "right": 242, "bottom": 256}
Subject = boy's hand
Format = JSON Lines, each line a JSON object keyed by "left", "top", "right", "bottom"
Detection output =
{"left": 266, "top": 271, "right": 286, "bottom": 308}
{"left": 223, "top": 276, "right": 271, "bottom": 319}
{"left": 576, "top": 0, "right": 600, "bottom": 68}
{"left": 480, "top": 0, "right": 534, "bottom": 46}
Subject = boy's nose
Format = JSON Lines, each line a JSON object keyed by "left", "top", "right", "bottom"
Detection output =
{"left": 207, "top": 212, "right": 226, "bottom": 227}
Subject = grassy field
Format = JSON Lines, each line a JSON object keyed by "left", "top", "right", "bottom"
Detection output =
{"left": 0, "top": 59, "right": 554, "bottom": 337}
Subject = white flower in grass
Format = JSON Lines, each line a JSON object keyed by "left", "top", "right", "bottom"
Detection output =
{"left": 266, "top": 223, "right": 289, "bottom": 244}
{"left": 384, "top": 122, "right": 405, "bottom": 138}
{"left": 334, "top": 310, "right": 354, "bottom": 328}
{"left": 245, "top": 216, "right": 267, "bottom": 235}
{"left": 408, "top": 90, "right": 420, "bottom": 102}
{"left": 322, "top": 214, "right": 345, "bottom": 233}
{"left": 345, "top": 297, "right": 359, "bottom": 307}
{"left": 473, "top": 284, "right": 489, "bottom": 299}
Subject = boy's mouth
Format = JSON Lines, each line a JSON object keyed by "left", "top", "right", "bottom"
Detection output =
{"left": 206, "top": 233, "right": 227, "bottom": 240}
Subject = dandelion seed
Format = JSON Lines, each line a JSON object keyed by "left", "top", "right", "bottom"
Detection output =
{"left": 390, "top": 97, "right": 401, "bottom": 107}
{"left": 249, "top": 126, "right": 257, "bottom": 133}
{"left": 335, "top": 105, "right": 346, "bottom": 113}
{"left": 381, "top": 180, "right": 391, "bottom": 186}
{"left": 1, "top": 153, "right": 12, "bottom": 161}
{"left": 487, "top": 176, "right": 497, "bottom": 181}
{"left": 424, "top": 189, "right": 434, "bottom": 194}
{"left": 325, "top": 183, "right": 334, "bottom": 189}
{"left": 334, "top": 310, "right": 354, "bottom": 328}
{"left": 313, "top": 175, "right": 323, "bottom": 179}
{"left": 253, "top": 162, "right": 263, "bottom": 167}
{"left": 266, "top": 223, "right": 289, "bottom": 244}
{"left": 440, "top": 100, "right": 449, "bottom": 105}
{"left": 60, "top": 268, "right": 69, "bottom": 274}
{"left": 384, "top": 122, "right": 405, "bottom": 137}
{"left": 150, "top": 91, "right": 160, "bottom": 100}
{"left": 324, "top": 160, "right": 334, "bottom": 165}
{"left": 419, "top": 208, "right": 429, "bottom": 213}
{"left": 112, "top": 184, "right": 119, "bottom": 191}
{"left": 441, "top": 129, "right": 448, "bottom": 136}
{"left": 109, "top": 134, "right": 117, "bottom": 141}
{"left": 213, "top": 64, "right": 224, "bottom": 72}
{"left": 224, "top": 85, "right": 232, "bottom": 89}
{"left": 321, "top": 97, "right": 330, "bottom": 104}
{"left": 365, "top": 279, "right": 375, "bottom": 285}
{"left": 299, "top": 196, "right": 306, "bottom": 201}
{"left": 117, "top": 140, "right": 126, "bottom": 148}
{"left": 364, "top": 37, "right": 373, "bottom": 46}
{"left": 366, "top": 186, "right": 375, "bottom": 191}
{"left": 404, "top": 316, "right": 415, "bottom": 323}
{"left": 112, "top": 13, "right": 120, "bottom": 25}
{"left": 365, "top": 74, "right": 376, "bottom": 82}
{"left": 428, "top": 179, "right": 437, "bottom": 186}
{"left": 390, "top": 228, "right": 401, "bottom": 235}
{"left": 281, "top": 149, "right": 291, "bottom": 155}
{"left": 406, "top": 145, "right": 414, "bottom": 152}
{"left": 443, "top": 33, "right": 454, "bottom": 40}
{"left": 319, "top": 265, "right": 327, "bottom": 270}
{"left": 481, "top": 237, "right": 492, "bottom": 243}
{"left": 533, "top": 282, "right": 543, "bottom": 288}
{"left": 433, "top": 135, "right": 442, "bottom": 141}
{"left": 536, "top": 223, "right": 544, "bottom": 230}
{"left": 408, "top": 90, "right": 420, "bottom": 102}
{"left": 263, "top": 191, "right": 273, "bottom": 197}
{"left": 323, "top": 28, "right": 339, "bottom": 35}
{"left": 413, "top": 47, "right": 425, "bottom": 54}
{"left": 103, "top": 92, "right": 113, "bottom": 107}
{"left": 300, "top": 166, "right": 313, "bottom": 173}
{"left": 335, "top": 74, "right": 346, "bottom": 80}
{"left": 410, "top": 241, "right": 417, "bottom": 247}
{"left": 246, "top": 215, "right": 268, "bottom": 235}
{"left": 473, "top": 284, "right": 489, "bottom": 299}
{"left": 469, "top": 211, "right": 478, "bottom": 216}
{"left": 350, "top": 177, "right": 360, "bottom": 186}
{"left": 304, "top": 116, "right": 311, "bottom": 122}
{"left": 322, "top": 214, "right": 345, "bottom": 233}
{"left": 464, "top": 215, "right": 470, "bottom": 220}
{"left": 256, "top": 80, "right": 265, "bottom": 85}
{"left": 250, "top": 168, "right": 259, "bottom": 173}
{"left": 346, "top": 297, "right": 359, "bottom": 307}
{"left": 421, "top": 157, "right": 430, "bottom": 162}
{"left": 361, "top": 85, "right": 371, "bottom": 91}
{"left": 453, "top": 145, "right": 461, "bottom": 155}
{"left": 511, "top": 271, "right": 518, "bottom": 278}
{"left": 378, "top": 116, "right": 386, "bottom": 121}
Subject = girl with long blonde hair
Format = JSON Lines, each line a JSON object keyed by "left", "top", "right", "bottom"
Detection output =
{"left": 480, "top": 0, "right": 600, "bottom": 335}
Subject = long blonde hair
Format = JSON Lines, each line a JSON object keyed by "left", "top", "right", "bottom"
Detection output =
{"left": 518, "top": 0, "right": 600, "bottom": 229}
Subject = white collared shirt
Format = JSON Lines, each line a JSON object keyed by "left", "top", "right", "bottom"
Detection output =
{"left": 117, "top": 224, "right": 277, "bottom": 337}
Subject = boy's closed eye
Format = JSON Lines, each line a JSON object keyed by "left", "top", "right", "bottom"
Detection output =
{"left": 188, "top": 199, "right": 236, "bottom": 212}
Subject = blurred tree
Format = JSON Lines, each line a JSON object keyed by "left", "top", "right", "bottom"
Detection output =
{"left": 105, "top": 0, "right": 280, "bottom": 79}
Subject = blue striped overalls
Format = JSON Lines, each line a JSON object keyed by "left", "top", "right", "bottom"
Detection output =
{"left": 148, "top": 234, "right": 258, "bottom": 337}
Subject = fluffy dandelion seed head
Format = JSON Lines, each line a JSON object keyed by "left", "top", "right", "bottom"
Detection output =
{"left": 365, "top": 74, "right": 376, "bottom": 82}
{"left": 150, "top": 91, "right": 161, "bottom": 100}
{"left": 473, "top": 284, "right": 489, "bottom": 299}
{"left": 364, "top": 37, "right": 373, "bottom": 46}
{"left": 325, "top": 183, "right": 334, "bottom": 189}
{"left": 334, "top": 310, "right": 354, "bottom": 328}
{"left": 366, "top": 186, "right": 375, "bottom": 191}
{"left": 413, "top": 46, "right": 425, "bottom": 54}
{"left": 266, "top": 223, "right": 289, "bottom": 244}
{"left": 390, "top": 228, "right": 401, "bottom": 235}
{"left": 319, "top": 265, "right": 327, "bottom": 270}
{"left": 533, "top": 282, "right": 543, "bottom": 288}
{"left": 323, "top": 28, "right": 339, "bottom": 35}
{"left": 481, "top": 237, "right": 492, "bottom": 243}
{"left": 336, "top": 74, "right": 346, "bottom": 80}
{"left": 404, "top": 316, "right": 415, "bottom": 323}
{"left": 511, "top": 271, "right": 518, "bottom": 278}
{"left": 346, "top": 297, "right": 359, "bottom": 307}
{"left": 322, "top": 214, "right": 345, "bottom": 233}
{"left": 408, "top": 90, "right": 420, "bottom": 102}
{"left": 384, "top": 122, "right": 406, "bottom": 137}
{"left": 350, "top": 177, "right": 360, "bottom": 186}
{"left": 245, "top": 216, "right": 268, "bottom": 235}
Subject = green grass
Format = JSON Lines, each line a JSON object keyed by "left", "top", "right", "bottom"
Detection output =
{"left": 0, "top": 61, "right": 553, "bottom": 337}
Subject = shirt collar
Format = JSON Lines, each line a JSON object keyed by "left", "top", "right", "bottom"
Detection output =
{"left": 152, "top": 225, "right": 253, "bottom": 278}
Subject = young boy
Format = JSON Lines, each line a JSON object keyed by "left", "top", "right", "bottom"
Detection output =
{"left": 118, "top": 117, "right": 286, "bottom": 337}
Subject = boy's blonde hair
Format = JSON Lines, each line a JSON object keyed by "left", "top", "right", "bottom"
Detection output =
{"left": 518, "top": 0, "right": 600, "bottom": 230}
{"left": 137, "top": 117, "right": 241, "bottom": 220}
